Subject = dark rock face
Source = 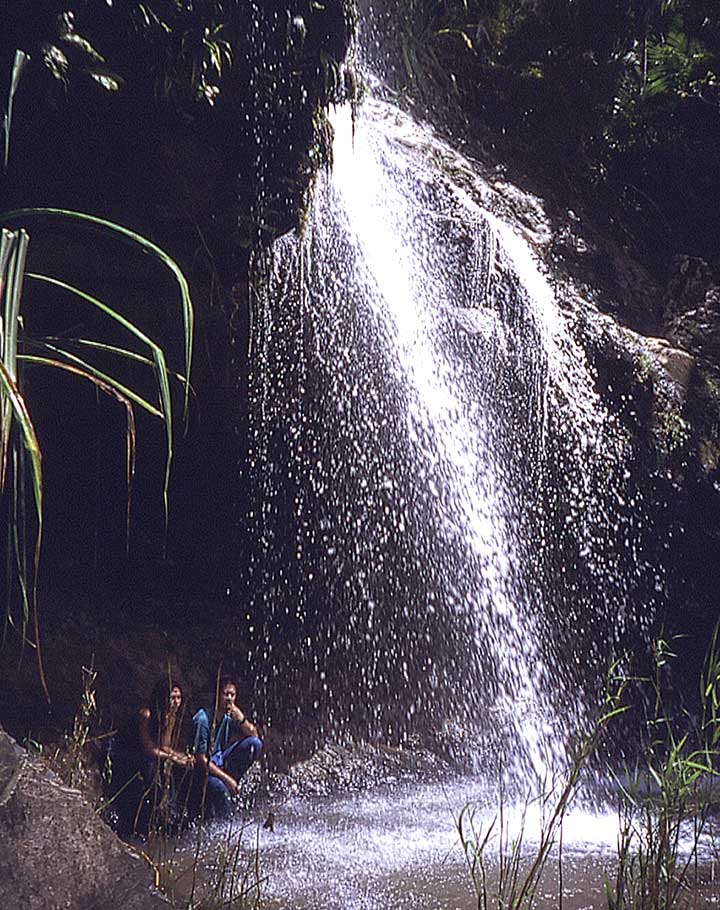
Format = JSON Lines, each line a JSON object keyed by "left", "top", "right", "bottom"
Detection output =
{"left": 668, "top": 307, "right": 720, "bottom": 369}
{"left": 664, "top": 256, "right": 715, "bottom": 321}
{"left": 0, "top": 729, "right": 167, "bottom": 910}
{"left": 665, "top": 257, "right": 720, "bottom": 364}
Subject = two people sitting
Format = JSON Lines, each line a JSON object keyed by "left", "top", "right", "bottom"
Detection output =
{"left": 109, "top": 674, "right": 263, "bottom": 835}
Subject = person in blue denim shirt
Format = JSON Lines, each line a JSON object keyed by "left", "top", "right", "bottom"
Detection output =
{"left": 192, "top": 675, "right": 263, "bottom": 801}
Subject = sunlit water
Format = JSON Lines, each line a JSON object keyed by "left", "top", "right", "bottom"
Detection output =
{"left": 244, "top": 96, "right": 654, "bottom": 782}
{"left": 257, "top": 781, "right": 613, "bottom": 910}
{"left": 170, "top": 780, "right": 720, "bottom": 910}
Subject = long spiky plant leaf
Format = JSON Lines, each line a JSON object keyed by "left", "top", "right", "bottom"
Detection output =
{"left": 152, "top": 347, "right": 173, "bottom": 526}
{"left": 4, "top": 229, "right": 28, "bottom": 381}
{"left": 1, "top": 230, "right": 29, "bottom": 488}
{"left": 0, "top": 228, "right": 14, "bottom": 310}
{"left": 22, "top": 345, "right": 165, "bottom": 418}
{"left": 25, "top": 273, "right": 174, "bottom": 521}
{"left": 0, "top": 229, "right": 15, "bottom": 491}
{"left": 2, "top": 232, "right": 29, "bottom": 481}
{"left": 10, "top": 448, "right": 30, "bottom": 634}
{"left": 42, "top": 338, "right": 190, "bottom": 388}
{"left": 0, "top": 362, "right": 42, "bottom": 560}
{"left": 0, "top": 208, "right": 193, "bottom": 423}
{"left": 3, "top": 50, "right": 31, "bottom": 173}
{"left": 27, "top": 273, "right": 165, "bottom": 351}
{"left": 19, "top": 355, "right": 138, "bottom": 548}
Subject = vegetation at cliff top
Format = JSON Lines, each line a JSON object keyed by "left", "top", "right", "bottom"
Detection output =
{"left": 389, "top": 0, "right": 719, "bottom": 272}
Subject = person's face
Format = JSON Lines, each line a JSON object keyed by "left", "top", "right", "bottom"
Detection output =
{"left": 169, "top": 686, "right": 182, "bottom": 713}
{"left": 222, "top": 683, "right": 237, "bottom": 713}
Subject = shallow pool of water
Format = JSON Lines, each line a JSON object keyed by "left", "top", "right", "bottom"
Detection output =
{"left": 169, "top": 777, "right": 720, "bottom": 909}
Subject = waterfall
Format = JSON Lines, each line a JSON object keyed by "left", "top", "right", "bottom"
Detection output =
{"left": 244, "top": 96, "right": 652, "bottom": 782}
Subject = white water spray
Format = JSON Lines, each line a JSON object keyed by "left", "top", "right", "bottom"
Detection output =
{"left": 247, "top": 96, "right": 643, "bottom": 782}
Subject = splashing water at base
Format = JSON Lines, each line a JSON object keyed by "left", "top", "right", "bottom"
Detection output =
{"left": 257, "top": 782, "right": 618, "bottom": 910}
{"left": 177, "top": 780, "right": 718, "bottom": 910}
{"left": 245, "top": 96, "right": 653, "bottom": 783}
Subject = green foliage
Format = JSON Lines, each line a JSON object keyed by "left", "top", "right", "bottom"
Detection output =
{"left": 3, "top": 2, "right": 236, "bottom": 110}
{"left": 127, "top": 1, "right": 234, "bottom": 106}
{"left": 634, "top": 352, "right": 654, "bottom": 386}
{"left": 0, "top": 210, "right": 193, "bottom": 697}
{"left": 606, "top": 631, "right": 720, "bottom": 910}
{"left": 390, "top": 0, "right": 719, "bottom": 264}
{"left": 644, "top": 22, "right": 712, "bottom": 99}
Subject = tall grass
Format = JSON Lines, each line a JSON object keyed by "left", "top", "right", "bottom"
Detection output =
{"left": 0, "top": 213, "right": 194, "bottom": 698}
{"left": 457, "top": 665, "right": 629, "bottom": 910}
{"left": 458, "top": 633, "right": 720, "bottom": 910}
{"left": 606, "top": 631, "right": 720, "bottom": 910}
{"left": 145, "top": 811, "right": 264, "bottom": 910}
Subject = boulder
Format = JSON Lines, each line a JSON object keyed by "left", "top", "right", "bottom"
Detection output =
{"left": 0, "top": 729, "right": 167, "bottom": 910}
{"left": 666, "top": 298, "right": 720, "bottom": 364}
{"left": 642, "top": 336, "right": 696, "bottom": 399}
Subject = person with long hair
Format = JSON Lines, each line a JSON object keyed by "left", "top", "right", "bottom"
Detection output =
{"left": 139, "top": 678, "right": 196, "bottom": 770}
{"left": 109, "top": 675, "right": 207, "bottom": 835}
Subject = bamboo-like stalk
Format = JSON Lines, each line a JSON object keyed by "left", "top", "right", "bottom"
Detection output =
{"left": 0, "top": 359, "right": 46, "bottom": 698}
{"left": 1, "top": 230, "right": 29, "bottom": 480}
{"left": 2, "top": 50, "right": 31, "bottom": 172}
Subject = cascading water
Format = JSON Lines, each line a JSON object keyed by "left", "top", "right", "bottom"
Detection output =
{"left": 244, "top": 94, "right": 653, "bottom": 782}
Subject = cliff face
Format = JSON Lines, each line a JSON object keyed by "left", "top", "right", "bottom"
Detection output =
{"left": 0, "top": 2, "right": 718, "bottom": 741}
{"left": 459, "top": 121, "right": 720, "bottom": 682}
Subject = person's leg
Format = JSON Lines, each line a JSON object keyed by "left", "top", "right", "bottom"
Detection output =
{"left": 191, "top": 708, "right": 210, "bottom": 755}
{"left": 107, "top": 739, "right": 147, "bottom": 837}
{"left": 204, "top": 775, "right": 232, "bottom": 817}
{"left": 220, "top": 736, "right": 263, "bottom": 781}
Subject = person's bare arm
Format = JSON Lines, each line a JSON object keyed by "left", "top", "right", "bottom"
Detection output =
{"left": 138, "top": 708, "right": 195, "bottom": 768}
{"left": 227, "top": 704, "right": 259, "bottom": 738}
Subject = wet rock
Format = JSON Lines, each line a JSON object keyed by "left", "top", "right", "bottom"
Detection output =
{"left": 0, "top": 728, "right": 167, "bottom": 910}
{"left": 571, "top": 299, "right": 706, "bottom": 470}
{"left": 666, "top": 301, "right": 720, "bottom": 364}
{"left": 259, "top": 741, "right": 450, "bottom": 800}
{"left": 641, "top": 337, "right": 696, "bottom": 401}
